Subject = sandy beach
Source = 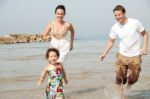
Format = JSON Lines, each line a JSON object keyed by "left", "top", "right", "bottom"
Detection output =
{"left": 0, "top": 40, "right": 150, "bottom": 99}
{"left": 1, "top": 65, "right": 150, "bottom": 99}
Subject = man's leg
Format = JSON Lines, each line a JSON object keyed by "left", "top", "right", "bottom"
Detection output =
{"left": 116, "top": 84, "right": 126, "bottom": 99}
{"left": 115, "top": 53, "right": 128, "bottom": 99}
{"left": 126, "top": 55, "right": 141, "bottom": 89}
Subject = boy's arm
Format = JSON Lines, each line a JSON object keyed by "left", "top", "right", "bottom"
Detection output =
{"left": 37, "top": 66, "right": 48, "bottom": 85}
{"left": 60, "top": 65, "right": 68, "bottom": 85}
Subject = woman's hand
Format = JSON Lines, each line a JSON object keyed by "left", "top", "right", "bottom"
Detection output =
{"left": 70, "top": 44, "right": 73, "bottom": 51}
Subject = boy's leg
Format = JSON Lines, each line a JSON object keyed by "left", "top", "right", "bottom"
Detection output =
{"left": 45, "top": 85, "right": 51, "bottom": 99}
{"left": 45, "top": 91, "right": 50, "bottom": 99}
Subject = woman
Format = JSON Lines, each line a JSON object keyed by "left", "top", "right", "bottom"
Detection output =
{"left": 43, "top": 5, "right": 75, "bottom": 63}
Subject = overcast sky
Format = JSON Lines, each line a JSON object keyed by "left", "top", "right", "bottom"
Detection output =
{"left": 0, "top": 0, "right": 150, "bottom": 39}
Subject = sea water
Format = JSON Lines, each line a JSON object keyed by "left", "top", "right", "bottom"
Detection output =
{"left": 0, "top": 39, "right": 150, "bottom": 99}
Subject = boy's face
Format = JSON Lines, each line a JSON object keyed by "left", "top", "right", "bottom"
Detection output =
{"left": 114, "top": 10, "right": 126, "bottom": 24}
{"left": 48, "top": 51, "right": 58, "bottom": 64}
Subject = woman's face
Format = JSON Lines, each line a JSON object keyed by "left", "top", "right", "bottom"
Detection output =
{"left": 48, "top": 51, "right": 58, "bottom": 64}
{"left": 55, "top": 9, "right": 65, "bottom": 22}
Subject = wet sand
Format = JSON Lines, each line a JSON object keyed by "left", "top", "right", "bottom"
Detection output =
{"left": 0, "top": 61, "right": 150, "bottom": 99}
{"left": 0, "top": 41, "right": 150, "bottom": 99}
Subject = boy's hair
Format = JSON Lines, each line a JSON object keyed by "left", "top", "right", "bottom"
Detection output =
{"left": 46, "top": 48, "right": 60, "bottom": 59}
{"left": 113, "top": 5, "right": 126, "bottom": 13}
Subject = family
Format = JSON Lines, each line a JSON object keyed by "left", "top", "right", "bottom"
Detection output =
{"left": 37, "top": 4, "right": 148, "bottom": 99}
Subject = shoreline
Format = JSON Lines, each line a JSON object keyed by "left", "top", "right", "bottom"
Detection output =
{"left": 0, "top": 34, "right": 50, "bottom": 44}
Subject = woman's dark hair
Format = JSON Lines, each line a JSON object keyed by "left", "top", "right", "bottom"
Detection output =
{"left": 46, "top": 48, "right": 60, "bottom": 59}
{"left": 55, "top": 5, "right": 66, "bottom": 15}
{"left": 113, "top": 5, "right": 126, "bottom": 13}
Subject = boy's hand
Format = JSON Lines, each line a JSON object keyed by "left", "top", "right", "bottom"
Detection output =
{"left": 64, "top": 78, "right": 68, "bottom": 85}
{"left": 37, "top": 80, "right": 42, "bottom": 86}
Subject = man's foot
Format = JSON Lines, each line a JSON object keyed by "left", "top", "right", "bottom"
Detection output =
{"left": 116, "top": 84, "right": 126, "bottom": 99}
{"left": 125, "top": 84, "right": 133, "bottom": 91}
{"left": 124, "top": 84, "right": 133, "bottom": 97}
{"left": 120, "top": 85, "right": 126, "bottom": 99}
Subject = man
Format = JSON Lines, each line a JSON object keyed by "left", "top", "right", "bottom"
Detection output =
{"left": 100, "top": 5, "right": 148, "bottom": 99}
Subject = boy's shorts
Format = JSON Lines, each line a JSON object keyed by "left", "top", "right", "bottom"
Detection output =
{"left": 115, "top": 53, "right": 142, "bottom": 85}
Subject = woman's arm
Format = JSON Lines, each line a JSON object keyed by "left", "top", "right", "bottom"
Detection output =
{"left": 43, "top": 22, "right": 51, "bottom": 40}
{"left": 69, "top": 23, "right": 75, "bottom": 51}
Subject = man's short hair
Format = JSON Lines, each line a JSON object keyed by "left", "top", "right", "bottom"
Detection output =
{"left": 113, "top": 5, "right": 126, "bottom": 13}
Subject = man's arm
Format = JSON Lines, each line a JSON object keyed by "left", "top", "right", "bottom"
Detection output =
{"left": 141, "top": 30, "right": 148, "bottom": 55}
{"left": 100, "top": 38, "right": 116, "bottom": 61}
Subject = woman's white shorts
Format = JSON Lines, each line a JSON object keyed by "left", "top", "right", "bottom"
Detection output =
{"left": 50, "top": 37, "right": 70, "bottom": 63}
